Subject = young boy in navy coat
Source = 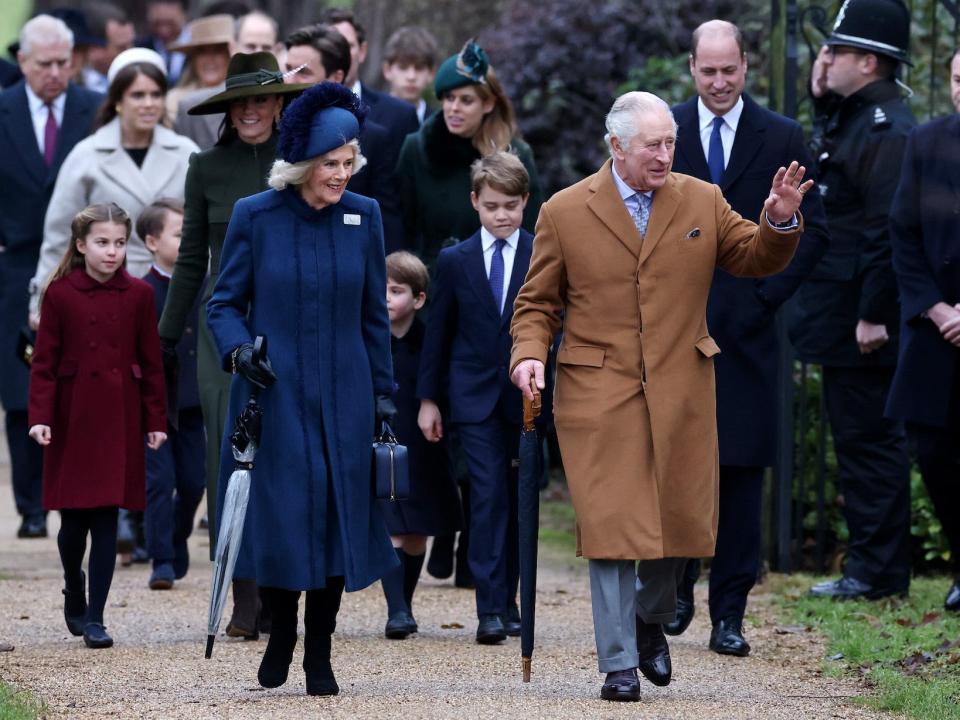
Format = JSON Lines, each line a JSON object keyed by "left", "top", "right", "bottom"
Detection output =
{"left": 417, "top": 151, "right": 533, "bottom": 644}
{"left": 138, "top": 199, "right": 206, "bottom": 590}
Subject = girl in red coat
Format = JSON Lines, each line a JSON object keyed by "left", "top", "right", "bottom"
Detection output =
{"left": 28, "top": 203, "right": 167, "bottom": 649}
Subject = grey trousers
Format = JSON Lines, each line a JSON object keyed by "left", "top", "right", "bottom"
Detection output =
{"left": 588, "top": 558, "right": 687, "bottom": 673}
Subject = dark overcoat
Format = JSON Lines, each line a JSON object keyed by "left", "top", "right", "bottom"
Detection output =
{"left": 396, "top": 112, "right": 543, "bottom": 268}
{"left": 886, "top": 115, "right": 960, "bottom": 427}
{"left": 0, "top": 81, "right": 101, "bottom": 411}
{"left": 28, "top": 269, "right": 167, "bottom": 510}
{"left": 378, "top": 319, "right": 462, "bottom": 536}
{"left": 158, "top": 133, "right": 278, "bottom": 548}
{"left": 207, "top": 187, "right": 397, "bottom": 592}
{"left": 672, "top": 95, "right": 830, "bottom": 465}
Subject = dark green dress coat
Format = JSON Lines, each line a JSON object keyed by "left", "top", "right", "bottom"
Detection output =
{"left": 158, "top": 133, "right": 278, "bottom": 550}
{"left": 396, "top": 111, "right": 543, "bottom": 269}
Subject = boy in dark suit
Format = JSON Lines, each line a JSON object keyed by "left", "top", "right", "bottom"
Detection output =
{"left": 417, "top": 151, "right": 533, "bottom": 644}
{"left": 381, "top": 26, "right": 438, "bottom": 126}
{"left": 138, "top": 199, "right": 206, "bottom": 590}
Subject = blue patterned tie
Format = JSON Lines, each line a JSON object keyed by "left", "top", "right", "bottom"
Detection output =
{"left": 489, "top": 238, "right": 505, "bottom": 312}
{"left": 633, "top": 193, "right": 652, "bottom": 238}
{"left": 708, "top": 115, "right": 725, "bottom": 185}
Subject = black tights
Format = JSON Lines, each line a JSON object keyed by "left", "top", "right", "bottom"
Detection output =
{"left": 58, "top": 507, "right": 119, "bottom": 625}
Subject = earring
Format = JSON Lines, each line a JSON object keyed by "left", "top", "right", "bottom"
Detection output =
{"left": 115, "top": 104, "right": 122, "bottom": 117}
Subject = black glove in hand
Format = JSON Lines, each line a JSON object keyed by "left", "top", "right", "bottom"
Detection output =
{"left": 160, "top": 338, "right": 179, "bottom": 377}
{"left": 233, "top": 342, "right": 277, "bottom": 389}
{"left": 375, "top": 394, "right": 398, "bottom": 428}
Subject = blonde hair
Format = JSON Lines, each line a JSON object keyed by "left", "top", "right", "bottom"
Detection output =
{"left": 465, "top": 67, "right": 518, "bottom": 156}
{"left": 44, "top": 203, "right": 131, "bottom": 300}
{"left": 470, "top": 150, "right": 530, "bottom": 196}
{"left": 267, "top": 139, "right": 367, "bottom": 190}
{"left": 386, "top": 251, "right": 430, "bottom": 296}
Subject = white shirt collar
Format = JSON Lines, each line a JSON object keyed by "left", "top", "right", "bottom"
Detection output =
{"left": 611, "top": 162, "right": 652, "bottom": 203}
{"left": 697, "top": 95, "right": 744, "bottom": 133}
{"left": 151, "top": 264, "right": 172, "bottom": 279}
{"left": 25, "top": 83, "right": 66, "bottom": 115}
{"left": 480, "top": 226, "right": 520, "bottom": 251}
{"left": 351, "top": 80, "right": 362, "bottom": 99}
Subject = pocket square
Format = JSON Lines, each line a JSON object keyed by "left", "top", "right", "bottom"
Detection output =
{"left": 685, "top": 227, "right": 701, "bottom": 239}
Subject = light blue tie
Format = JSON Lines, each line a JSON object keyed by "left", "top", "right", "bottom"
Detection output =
{"left": 489, "top": 239, "right": 505, "bottom": 312}
{"left": 633, "top": 193, "right": 652, "bottom": 238}
{"left": 708, "top": 115, "right": 725, "bottom": 185}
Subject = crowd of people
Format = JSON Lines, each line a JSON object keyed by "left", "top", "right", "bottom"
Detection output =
{"left": 1, "top": 0, "right": 958, "bottom": 704}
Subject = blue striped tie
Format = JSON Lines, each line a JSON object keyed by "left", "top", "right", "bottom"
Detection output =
{"left": 489, "top": 239, "right": 505, "bottom": 312}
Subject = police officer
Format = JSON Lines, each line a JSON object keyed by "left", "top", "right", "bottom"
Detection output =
{"left": 790, "top": 0, "right": 915, "bottom": 600}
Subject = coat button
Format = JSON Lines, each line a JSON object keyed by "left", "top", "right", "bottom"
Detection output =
{"left": 185, "top": 327, "right": 193, "bottom": 334}
{"left": 110, "top": 314, "right": 118, "bottom": 322}
{"left": 88, "top": 341, "right": 97, "bottom": 349}
{"left": 945, "top": 259, "right": 952, "bottom": 265}
{"left": 112, "top": 368, "right": 118, "bottom": 374}
{"left": 89, "top": 316, "right": 97, "bottom": 324}
{"left": 188, "top": 350, "right": 196, "bottom": 357}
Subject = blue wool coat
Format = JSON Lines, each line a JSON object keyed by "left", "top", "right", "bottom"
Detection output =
{"left": 207, "top": 187, "right": 397, "bottom": 592}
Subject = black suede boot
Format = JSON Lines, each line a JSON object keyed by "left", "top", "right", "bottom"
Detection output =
{"left": 227, "top": 578, "right": 261, "bottom": 639}
{"left": 304, "top": 578, "right": 344, "bottom": 696}
{"left": 257, "top": 587, "right": 300, "bottom": 689}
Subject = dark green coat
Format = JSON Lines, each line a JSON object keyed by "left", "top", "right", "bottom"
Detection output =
{"left": 396, "top": 111, "right": 543, "bottom": 269}
{"left": 158, "top": 133, "right": 277, "bottom": 547}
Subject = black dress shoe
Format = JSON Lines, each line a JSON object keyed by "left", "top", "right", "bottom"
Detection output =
{"left": 62, "top": 571, "right": 87, "bottom": 637}
{"left": 384, "top": 610, "right": 418, "bottom": 639}
{"left": 709, "top": 617, "right": 751, "bottom": 657}
{"left": 945, "top": 579, "right": 960, "bottom": 612}
{"left": 636, "top": 618, "right": 671, "bottom": 686}
{"left": 600, "top": 668, "right": 641, "bottom": 701}
{"left": 83, "top": 622, "right": 113, "bottom": 649}
{"left": 503, "top": 605, "right": 521, "bottom": 637}
{"left": 476, "top": 614, "right": 506, "bottom": 644}
{"left": 663, "top": 559, "right": 699, "bottom": 636}
{"left": 809, "top": 576, "right": 907, "bottom": 601}
{"left": 17, "top": 516, "right": 47, "bottom": 539}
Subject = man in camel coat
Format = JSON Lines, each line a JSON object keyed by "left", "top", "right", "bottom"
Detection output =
{"left": 510, "top": 91, "right": 810, "bottom": 702}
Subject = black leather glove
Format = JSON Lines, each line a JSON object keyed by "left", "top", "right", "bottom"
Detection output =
{"left": 231, "top": 342, "right": 277, "bottom": 389}
{"left": 159, "top": 338, "right": 180, "bottom": 429}
{"left": 160, "top": 338, "right": 179, "bottom": 377}
{"left": 375, "top": 394, "right": 398, "bottom": 428}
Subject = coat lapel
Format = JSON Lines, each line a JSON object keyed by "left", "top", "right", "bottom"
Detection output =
{"left": 638, "top": 174, "right": 682, "bottom": 267}
{"left": 459, "top": 235, "right": 500, "bottom": 322}
{"left": 587, "top": 159, "right": 642, "bottom": 258}
{"left": 2, "top": 85, "right": 46, "bottom": 186}
{"left": 721, "top": 95, "right": 765, "bottom": 192}
{"left": 674, "top": 99, "right": 711, "bottom": 181}
{"left": 501, "top": 232, "right": 532, "bottom": 327}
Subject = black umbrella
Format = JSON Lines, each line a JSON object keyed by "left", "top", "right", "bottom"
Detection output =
{"left": 518, "top": 380, "right": 542, "bottom": 682}
{"left": 205, "top": 336, "right": 267, "bottom": 659}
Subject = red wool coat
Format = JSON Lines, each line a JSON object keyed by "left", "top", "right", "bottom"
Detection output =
{"left": 29, "top": 269, "right": 166, "bottom": 510}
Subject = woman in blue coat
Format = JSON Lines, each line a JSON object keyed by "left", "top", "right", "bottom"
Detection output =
{"left": 207, "top": 83, "right": 398, "bottom": 696}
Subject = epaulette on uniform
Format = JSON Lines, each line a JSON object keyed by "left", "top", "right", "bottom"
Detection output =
{"left": 871, "top": 105, "right": 891, "bottom": 130}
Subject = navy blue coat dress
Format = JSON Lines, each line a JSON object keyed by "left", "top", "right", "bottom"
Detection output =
{"left": 672, "top": 95, "right": 830, "bottom": 466}
{"left": 207, "top": 187, "right": 397, "bottom": 592}
{"left": 887, "top": 115, "right": 960, "bottom": 427}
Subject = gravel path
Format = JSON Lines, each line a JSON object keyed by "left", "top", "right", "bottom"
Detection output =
{"left": 0, "top": 466, "right": 896, "bottom": 719}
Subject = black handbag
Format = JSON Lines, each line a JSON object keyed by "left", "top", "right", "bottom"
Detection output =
{"left": 372, "top": 421, "right": 409, "bottom": 502}
{"left": 16, "top": 326, "right": 35, "bottom": 368}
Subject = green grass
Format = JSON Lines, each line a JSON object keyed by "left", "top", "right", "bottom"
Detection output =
{"left": 0, "top": 682, "right": 43, "bottom": 720}
{"left": 772, "top": 574, "right": 960, "bottom": 720}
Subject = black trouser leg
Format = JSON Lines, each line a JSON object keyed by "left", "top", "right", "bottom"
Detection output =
{"left": 257, "top": 587, "right": 300, "bottom": 688}
{"left": 823, "top": 366, "right": 911, "bottom": 590}
{"left": 7, "top": 410, "right": 43, "bottom": 519}
{"left": 304, "top": 577, "right": 345, "bottom": 696}
{"left": 85, "top": 507, "right": 119, "bottom": 625}
{"left": 909, "top": 422, "right": 960, "bottom": 573}
{"left": 709, "top": 466, "right": 764, "bottom": 625}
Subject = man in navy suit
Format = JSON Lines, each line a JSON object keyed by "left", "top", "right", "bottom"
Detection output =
{"left": 667, "top": 20, "right": 830, "bottom": 655}
{"left": 886, "top": 48, "right": 960, "bottom": 613}
{"left": 0, "top": 15, "right": 101, "bottom": 538}
{"left": 417, "top": 152, "right": 534, "bottom": 644}
{"left": 285, "top": 23, "right": 408, "bottom": 253}
{"left": 322, "top": 8, "right": 420, "bottom": 145}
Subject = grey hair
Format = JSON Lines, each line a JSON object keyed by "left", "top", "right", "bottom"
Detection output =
{"left": 267, "top": 139, "right": 367, "bottom": 190}
{"left": 603, "top": 91, "right": 677, "bottom": 158}
{"left": 20, "top": 15, "right": 74, "bottom": 57}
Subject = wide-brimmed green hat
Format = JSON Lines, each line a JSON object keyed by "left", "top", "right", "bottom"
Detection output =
{"left": 188, "top": 52, "right": 313, "bottom": 116}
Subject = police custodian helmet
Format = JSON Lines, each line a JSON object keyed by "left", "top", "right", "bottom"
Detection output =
{"left": 825, "top": 0, "right": 912, "bottom": 65}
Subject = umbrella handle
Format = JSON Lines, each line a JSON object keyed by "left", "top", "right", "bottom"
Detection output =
{"left": 249, "top": 335, "right": 268, "bottom": 402}
{"left": 522, "top": 379, "right": 541, "bottom": 432}
{"left": 522, "top": 656, "right": 532, "bottom": 682}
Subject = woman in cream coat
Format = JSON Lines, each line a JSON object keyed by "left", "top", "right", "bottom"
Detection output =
{"left": 30, "top": 49, "right": 198, "bottom": 319}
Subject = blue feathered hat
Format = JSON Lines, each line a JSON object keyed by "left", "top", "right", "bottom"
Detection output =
{"left": 277, "top": 82, "right": 368, "bottom": 164}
